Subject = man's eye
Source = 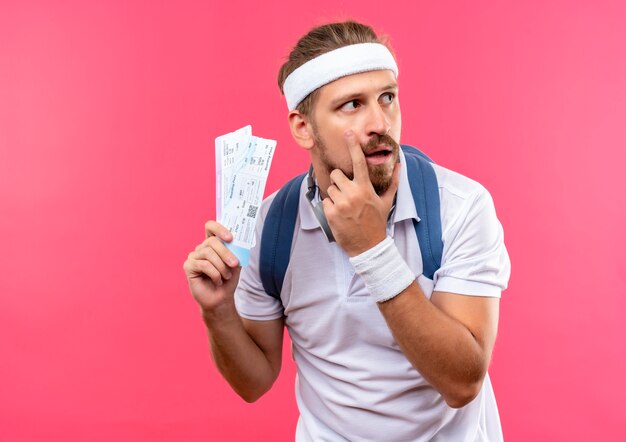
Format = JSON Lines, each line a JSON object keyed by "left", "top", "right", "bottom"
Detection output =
{"left": 340, "top": 100, "right": 360, "bottom": 111}
{"left": 380, "top": 93, "right": 395, "bottom": 104}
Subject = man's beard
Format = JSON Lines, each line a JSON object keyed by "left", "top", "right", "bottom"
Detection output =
{"left": 313, "top": 130, "right": 400, "bottom": 195}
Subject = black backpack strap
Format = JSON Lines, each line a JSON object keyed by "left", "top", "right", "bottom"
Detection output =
{"left": 259, "top": 173, "right": 307, "bottom": 300}
{"left": 401, "top": 145, "right": 443, "bottom": 280}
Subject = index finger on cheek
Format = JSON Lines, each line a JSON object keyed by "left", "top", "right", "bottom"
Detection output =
{"left": 344, "top": 130, "right": 369, "bottom": 183}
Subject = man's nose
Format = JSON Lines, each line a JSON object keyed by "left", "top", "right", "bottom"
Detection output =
{"left": 365, "top": 103, "right": 391, "bottom": 136}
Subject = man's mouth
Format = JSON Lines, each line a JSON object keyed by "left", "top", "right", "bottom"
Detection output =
{"left": 365, "top": 144, "right": 393, "bottom": 157}
{"left": 365, "top": 150, "right": 391, "bottom": 157}
{"left": 364, "top": 145, "right": 394, "bottom": 164}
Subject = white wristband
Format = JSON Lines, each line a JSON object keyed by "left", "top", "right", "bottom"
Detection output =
{"left": 349, "top": 236, "right": 416, "bottom": 303}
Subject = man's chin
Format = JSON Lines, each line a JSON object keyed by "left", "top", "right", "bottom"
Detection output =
{"left": 373, "top": 181, "right": 392, "bottom": 195}
{"left": 369, "top": 167, "right": 394, "bottom": 195}
{"left": 368, "top": 156, "right": 397, "bottom": 195}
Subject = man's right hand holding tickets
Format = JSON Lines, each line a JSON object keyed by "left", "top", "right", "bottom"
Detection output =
{"left": 183, "top": 221, "right": 241, "bottom": 314}
{"left": 183, "top": 221, "right": 284, "bottom": 403}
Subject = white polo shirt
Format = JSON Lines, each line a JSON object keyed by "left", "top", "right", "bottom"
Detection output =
{"left": 235, "top": 150, "right": 511, "bottom": 441}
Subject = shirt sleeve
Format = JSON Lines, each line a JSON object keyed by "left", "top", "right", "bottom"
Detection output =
{"left": 234, "top": 194, "right": 285, "bottom": 320}
{"left": 433, "top": 186, "right": 511, "bottom": 297}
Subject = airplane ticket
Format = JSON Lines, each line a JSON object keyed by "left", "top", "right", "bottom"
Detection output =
{"left": 215, "top": 125, "right": 276, "bottom": 266}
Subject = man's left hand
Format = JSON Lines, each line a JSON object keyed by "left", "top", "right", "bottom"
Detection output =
{"left": 322, "top": 130, "right": 400, "bottom": 257}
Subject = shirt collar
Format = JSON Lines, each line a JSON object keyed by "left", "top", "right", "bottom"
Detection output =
{"left": 300, "top": 173, "right": 322, "bottom": 230}
{"left": 392, "top": 149, "right": 420, "bottom": 224}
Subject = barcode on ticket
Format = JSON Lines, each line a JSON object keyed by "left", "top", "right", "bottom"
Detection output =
{"left": 246, "top": 205, "right": 258, "bottom": 218}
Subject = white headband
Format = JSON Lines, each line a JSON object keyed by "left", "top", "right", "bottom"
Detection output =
{"left": 283, "top": 43, "right": 398, "bottom": 111}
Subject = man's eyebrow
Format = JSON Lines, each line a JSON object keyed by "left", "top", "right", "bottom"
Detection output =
{"left": 380, "top": 82, "right": 399, "bottom": 92}
{"left": 330, "top": 82, "right": 399, "bottom": 107}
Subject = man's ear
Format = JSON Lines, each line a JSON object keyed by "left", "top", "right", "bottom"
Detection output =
{"left": 288, "top": 110, "right": 315, "bottom": 150}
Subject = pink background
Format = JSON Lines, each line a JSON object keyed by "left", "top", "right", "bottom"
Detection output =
{"left": 2, "top": 0, "right": 625, "bottom": 440}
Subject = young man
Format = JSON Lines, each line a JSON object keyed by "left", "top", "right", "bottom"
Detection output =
{"left": 184, "top": 21, "right": 511, "bottom": 441}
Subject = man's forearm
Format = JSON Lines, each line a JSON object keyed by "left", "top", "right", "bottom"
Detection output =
{"left": 377, "top": 283, "right": 493, "bottom": 408}
{"left": 202, "top": 303, "right": 279, "bottom": 403}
